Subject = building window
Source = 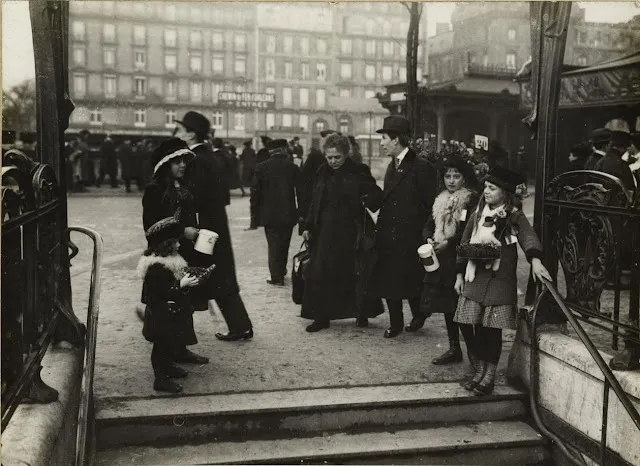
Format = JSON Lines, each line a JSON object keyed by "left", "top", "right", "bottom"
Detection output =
{"left": 134, "top": 76, "right": 146, "bottom": 97}
{"left": 577, "top": 55, "right": 587, "bottom": 66}
{"left": 316, "top": 63, "right": 326, "bottom": 81}
{"left": 190, "top": 53, "right": 202, "bottom": 73}
{"left": 73, "top": 46, "right": 86, "bottom": 66}
{"left": 339, "top": 117, "right": 350, "bottom": 135}
{"left": 299, "top": 114, "right": 309, "bottom": 132}
{"left": 340, "top": 63, "right": 352, "bottom": 80}
{"left": 134, "top": 50, "right": 146, "bottom": 69}
{"left": 165, "top": 4, "right": 176, "bottom": 20}
{"left": 103, "top": 1, "right": 114, "bottom": 13}
{"left": 265, "top": 59, "right": 276, "bottom": 80}
{"left": 266, "top": 112, "right": 275, "bottom": 129}
{"left": 365, "top": 19, "right": 374, "bottom": 35}
{"left": 103, "top": 24, "right": 116, "bottom": 43}
{"left": 103, "top": 48, "right": 116, "bottom": 67}
{"left": 90, "top": 109, "right": 102, "bottom": 125}
{"left": 299, "top": 88, "right": 309, "bottom": 108}
{"left": 365, "top": 40, "right": 376, "bottom": 56}
{"left": 508, "top": 28, "right": 516, "bottom": 41}
{"left": 265, "top": 86, "right": 275, "bottom": 95}
{"left": 234, "top": 33, "right": 246, "bottom": 52}
{"left": 190, "top": 81, "right": 203, "bottom": 101}
{"left": 300, "top": 37, "right": 309, "bottom": 54}
{"left": 301, "top": 63, "right": 310, "bottom": 80}
{"left": 190, "top": 6, "right": 202, "bottom": 23}
{"left": 365, "top": 89, "right": 376, "bottom": 99}
{"left": 164, "top": 29, "right": 177, "bottom": 47}
{"left": 483, "top": 54, "right": 489, "bottom": 66}
{"left": 282, "top": 87, "right": 292, "bottom": 107}
{"left": 212, "top": 54, "right": 224, "bottom": 74}
{"left": 506, "top": 52, "right": 516, "bottom": 69}
{"left": 212, "top": 32, "right": 224, "bottom": 50}
{"left": 133, "top": 25, "right": 146, "bottom": 45}
{"left": 341, "top": 39, "right": 352, "bottom": 55}
{"left": 73, "top": 73, "right": 86, "bottom": 97}
{"left": 266, "top": 35, "right": 276, "bottom": 53}
{"left": 283, "top": 36, "right": 293, "bottom": 54}
{"left": 315, "top": 120, "right": 326, "bottom": 133}
{"left": 165, "top": 110, "right": 176, "bottom": 128}
{"left": 316, "top": 89, "right": 326, "bottom": 108}
{"left": 383, "top": 41, "right": 393, "bottom": 57}
{"left": 577, "top": 30, "right": 587, "bottom": 45}
{"left": 365, "top": 64, "right": 376, "bottom": 81}
{"left": 165, "top": 53, "right": 177, "bottom": 72}
{"left": 284, "top": 61, "right": 293, "bottom": 79}
{"left": 398, "top": 66, "right": 407, "bottom": 80}
{"left": 339, "top": 88, "right": 351, "bottom": 98}
{"left": 72, "top": 21, "right": 85, "bottom": 41}
{"left": 212, "top": 112, "right": 223, "bottom": 130}
{"left": 134, "top": 109, "right": 146, "bottom": 127}
{"left": 382, "top": 65, "right": 393, "bottom": 82}
{"left": 165, "top": 79, "right": 177, "bottom": 101}
{"left": 317, "top": 38, "right": 327, "bottom": 54}
{"left": 189, "top": 31, "right": 202, "bottom": 49}
{"left": 383, "top": 20, "right": 391, "bottom": 36}
{"left": 234, "top": 112, "right": 245, "bottom": 130}
{"left": 234, "top": 56, "right": 246, "bottom": 75}
{"left": 282, "top": 114, "right": 292, "bottom": 127}
{"left": 211, "top": 82, "right": 222, "bottom": 103}
{"left": 104, "top": 75, "right": 116, "bottom": 98}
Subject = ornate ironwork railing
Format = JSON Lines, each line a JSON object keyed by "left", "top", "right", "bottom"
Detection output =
{"left": 543, "top": 170, "right": 640, "bottom": 369}
{"left": 528, "top": 278, "right": 640, "bottom": 466}
{"left": 1, "top": 149, "right": 85, "bottom": 431}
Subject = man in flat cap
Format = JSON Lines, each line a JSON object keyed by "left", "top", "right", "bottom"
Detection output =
{"left": 250, "top": 139, "right": 301, "bottom": 285}
{"left": 176, "top": 111, "right": 254, "bottom": 341}
{"left": 595, "top": 129, "right": 636, "bottom": 192}
{"left": 584, "top": 128, "right": 611, "bottom": 170}
{"left": 368, "top": 115, "right": 439, "bottom": 338}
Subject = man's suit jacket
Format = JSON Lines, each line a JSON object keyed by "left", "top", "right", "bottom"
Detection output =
{"left": 250, "top": 154, "right": 301, "bottom": 227}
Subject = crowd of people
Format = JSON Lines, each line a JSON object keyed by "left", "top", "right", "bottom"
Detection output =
{"left": 135, "top": 109, "right": 554, "bottom": 397}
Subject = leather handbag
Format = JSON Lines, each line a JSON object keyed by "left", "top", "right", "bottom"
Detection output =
{"left": 291, "top": 241, "right": 310, "bottom": 305}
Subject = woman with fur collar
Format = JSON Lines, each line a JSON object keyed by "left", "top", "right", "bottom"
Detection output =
{"left": 138, "top": 216, "right": 202, "bottom": 393}
{"left": 418, "top": 154, "right": 478, "bottom": 366}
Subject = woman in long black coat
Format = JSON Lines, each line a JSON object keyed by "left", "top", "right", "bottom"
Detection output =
{"left": 141, "top": 137, "right": 209, "bottom": 365}
{"left": 300, "top": 134, "right": 384, "bottom": 332}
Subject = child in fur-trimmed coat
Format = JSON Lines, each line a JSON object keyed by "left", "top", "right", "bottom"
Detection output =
{"left": 137, "top": 215, "right": 203, "bottom": 393}
{"left": 418, "top": 154, "right": 478, "bottom": 366}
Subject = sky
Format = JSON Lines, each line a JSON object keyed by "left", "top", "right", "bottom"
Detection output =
{"left": 2, "top": 1, "right": 639, "bottom": 90}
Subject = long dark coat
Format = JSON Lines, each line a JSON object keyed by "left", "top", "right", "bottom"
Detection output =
{"left": 368, "top": 149, "right": 439, "bottom": 299}
{"left": 240, "top": 147, "right": 256, "bottom": 186}
{"left": 301, "top": 159, "right": 384, "bottom": 321}
{"left": 185, "top": 143, "right": 240, "bottom": 299}
{"left": 119, "top": 142, "right": 136, "bottom": 179}
{"left": 100, "top": 138, "right": 118, "bottom": 175}
{"left": 212, "top": 149, "right": 232, "bottom": 205}
{"left": 250, "top": 153, "right": 301, "bottom": 227}
{"left": 298, "top": 149, "right": 326, "bottom": 222}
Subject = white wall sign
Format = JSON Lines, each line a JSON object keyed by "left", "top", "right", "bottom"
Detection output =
{"left": 474, "top": 135, "right": 488, "bottom": 151}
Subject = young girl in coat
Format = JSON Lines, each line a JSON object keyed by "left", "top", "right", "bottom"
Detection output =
{"left": 137, "top": 215, "right": 202, "bottom": 393}
{"left": 454, "top": 166, "right": 551, "bottom": 395}
{"left": 419, "top": 154, "right": 478, "bottom": 365}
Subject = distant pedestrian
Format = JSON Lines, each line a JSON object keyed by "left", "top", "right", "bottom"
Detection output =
{"left": 70, "top": 130, "right": 90, "bottom": 192}
{"left": 240, "top": 139, "right": 257, "bottom": 188}
{"left": 584, "top": 128, "right": 610, "bottom": 170}
{"left": 212, "top": 138, "right": 232, "bottom": 206}
{"left": 250, "top": 139, "right": 301, "bottom": 286}
{"left": 119, "top": 139, "right": 136, "bottom": 193}
{"left": 97, "top": 134, "right": 118, "bottom": 187}
{"left": 226, "top": 144, "right": 245, "bottom": 196}
{"left": 567, "top": 142, "right": 590, "bottom": 172}
{"left": 256, "top": 136, "right": 271, "bottom": 165}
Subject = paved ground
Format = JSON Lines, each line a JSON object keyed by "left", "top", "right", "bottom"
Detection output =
{"left": 68, "top": 188, "right": 609, "bottom": 403}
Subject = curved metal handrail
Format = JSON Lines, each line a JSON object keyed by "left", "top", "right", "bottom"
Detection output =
{"left": 67, "top": 227, "right": 103, "bottom": 466}
{"left": 529, "top": 277, "right": 640, "bottom": 466}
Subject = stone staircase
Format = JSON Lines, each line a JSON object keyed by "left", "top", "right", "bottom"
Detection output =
{"left": 94, "top": 382, "right": 549, "bottom": 465}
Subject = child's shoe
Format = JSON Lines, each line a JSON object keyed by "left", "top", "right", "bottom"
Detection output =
{"left": 154, "top": 377, "right": 183, "bottom": 393}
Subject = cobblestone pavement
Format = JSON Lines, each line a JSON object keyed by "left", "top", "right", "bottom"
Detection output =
{"left": 67, "top": 190, "right": 596, "bottom": 401}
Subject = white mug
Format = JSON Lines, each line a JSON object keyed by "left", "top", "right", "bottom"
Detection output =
{"left": 418, "top": 243, "right": 440, "bottom": 272}
{"left": 194, "top": 229, "right": 219, "bottom": 255}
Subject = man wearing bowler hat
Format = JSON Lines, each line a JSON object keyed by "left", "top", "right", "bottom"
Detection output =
{"left": 584, "top": 128, "right": 611, "bottom": 171}
{"left": 368, "top": 115, "right": 439, "bottom": 338}
{"left": 250, "top": 139, "right": 301, "bottom": 285}
{"left": 176, "top": 111, "right": 254, "bottom": 341}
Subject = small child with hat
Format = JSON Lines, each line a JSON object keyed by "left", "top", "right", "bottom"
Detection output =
{"left": 137, "top": 213, "right": 204, "bottom": 393}
{"left": 454, "top": 165, "right": 551, "bottom": 395}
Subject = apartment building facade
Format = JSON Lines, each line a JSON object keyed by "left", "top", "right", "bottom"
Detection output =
{"left": 68, "top": 1, "right": 428, "bottom": 154}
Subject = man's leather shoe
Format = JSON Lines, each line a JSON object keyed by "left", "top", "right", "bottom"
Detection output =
{"left": 405, "top": 317, "right": 426, "bottom": 332}
{"left": 215, "top": 329, "right": 254, "bottom": 341}
{"left": 154, "top": 377, "right": 183, "bottom": 393}
{"left": 432, "top": 348, "right": 463, "bottom": 365}
{"left": 384, "top": 328, "right": 402, "bottom": 338}
{"left": 174, "top": 349, "right": 209, "bottom": 364}
{"left": 306, "top": 320, "right": 330, "bottom": 332}
{"left": 267, "top": 279, "right": 285, "bottom": 286}
{"left": 161, "top": 364, "right": 189, "bottom": 378}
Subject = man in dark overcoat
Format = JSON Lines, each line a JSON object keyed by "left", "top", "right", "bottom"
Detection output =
{"left": 211, "top": 137, "right": 232, "bottom": 206}
{"left": 595, "top": 129, "right": 635, "bottom": 193}
{"left": 250, "top": 139, "right": 301, "bottom": 285}
{"left": 97, "top": 134, "right": 118, "bottom": 187}
{"left": 240, "top": 139, "right": 257, "bottom": 188}
{"left": 256, "top": 136, "right": 272, "bottom": 165}
{"left": 368, "top": 115, "right": 439, "bottom": 338}
{"left": 584, "top": 128, "right": 610, "bottom": 170}
{"left": 119, "top": 139, "right": 136, "bottom": 193}
{"left": 176, "top": 111, "right": 254, "bottom": 341}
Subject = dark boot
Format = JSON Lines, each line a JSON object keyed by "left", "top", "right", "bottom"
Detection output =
{"left": 154, "top": 376, "right": 183, "bottom": 393}
{"left": 432, "top": 315, "right": 463, "bottom": 365}
{"left": 474, "top": 361, "right": 497, "bottom": 396}
{"left": 462, "top": 359, "right": 486, "bottom": 391}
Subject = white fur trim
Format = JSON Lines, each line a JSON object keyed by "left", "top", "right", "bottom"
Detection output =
{"left": 153, "top": 148, "right": 194, "bottom": 174}
{"left": 137, "top": 254, "right": 188, "bottom": 280}
{"left": 431, "top": 188, "right": 474, "bottom": 243}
